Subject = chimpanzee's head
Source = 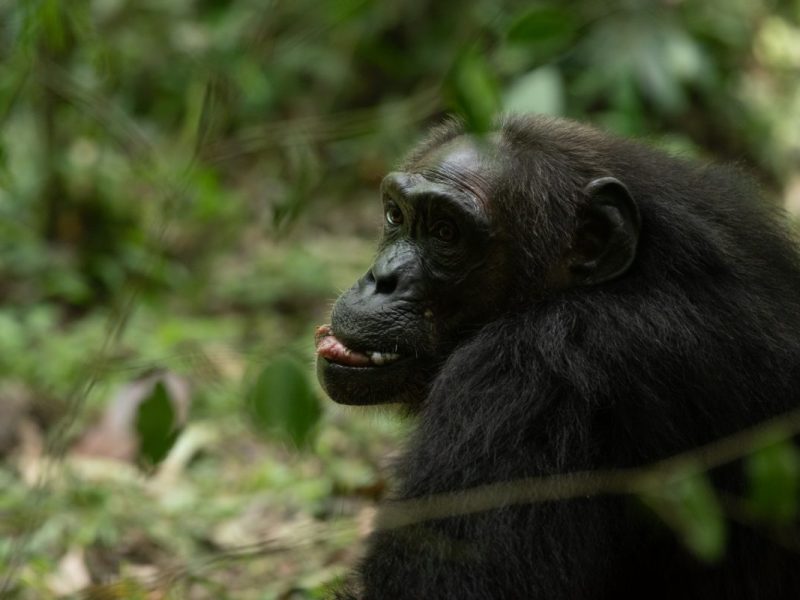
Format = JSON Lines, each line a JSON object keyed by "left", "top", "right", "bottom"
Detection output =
{"left": 316, "top": 119, "right": 640, "bottom": 405}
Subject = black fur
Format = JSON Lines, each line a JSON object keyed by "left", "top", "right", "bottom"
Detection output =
{"left": 335, "top": 116, "right": 800, "bottom": 599}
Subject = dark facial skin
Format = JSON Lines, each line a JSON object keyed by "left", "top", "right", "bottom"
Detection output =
{"left": 315, "top": 134, "right": 639, "bottom": 406}
{"left": 316, "top": 137, "right": 512, "bottom": 405}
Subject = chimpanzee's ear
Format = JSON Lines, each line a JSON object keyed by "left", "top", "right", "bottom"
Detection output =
{"left": 566, "top": 177, "right": 640, "bottom": 286}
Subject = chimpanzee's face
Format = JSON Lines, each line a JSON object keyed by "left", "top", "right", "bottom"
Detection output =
{"left": 316, "top": 137, "right": 510, "bottom": 405}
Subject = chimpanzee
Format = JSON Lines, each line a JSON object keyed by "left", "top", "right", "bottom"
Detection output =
{"left": 315, "top": 115, "right": 800, "bottom": 599}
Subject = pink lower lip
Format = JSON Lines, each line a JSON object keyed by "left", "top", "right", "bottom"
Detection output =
{"left": 315, "top": 325, "right": 372, "bottom": 367}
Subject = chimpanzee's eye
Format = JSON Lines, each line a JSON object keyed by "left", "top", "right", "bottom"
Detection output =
{"left": 385, "top": 205, "right": 404, "bottom": 226}
{"left": 432, "top": 220, "right": 458, "bottom": 243}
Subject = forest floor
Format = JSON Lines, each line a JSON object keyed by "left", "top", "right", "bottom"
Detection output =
{"left": 0, "top": 197, "right": 405, "bottom": 599}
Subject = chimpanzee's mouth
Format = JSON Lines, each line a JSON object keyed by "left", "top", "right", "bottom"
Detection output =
{"left": 315, "top": 324, "right": 403, "bottom": 367}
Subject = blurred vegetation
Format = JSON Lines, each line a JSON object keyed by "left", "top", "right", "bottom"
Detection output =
{"left": 0, "top": 0, "right": 799, "bottom": 597}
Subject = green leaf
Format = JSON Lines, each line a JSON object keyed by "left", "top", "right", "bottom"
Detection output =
{"left": 327, "top": 0, "right": 373, "bottom": 23}
{"left": 746, "top": 437, "right": 800, "bottom": 523}
{"left": 445, "top": 47, "right": 499, "bottom": 135}
{"left": 503, "top": 66, "right": 564, "bottom": 116}
{"left": 193, "top": 80, "right": 219, "bottom": 156}
{"left": 641, "top": 470, "right": 727, "bottom": 562}
{"left": 38, "top": 0, "right": 68, "bottom": 51}
{"left": 246, "top": 355, "right": 321, "bottom": 447}
{"left": 506, "top": 7, "right": 578, "bottom": 50}
{"left": 135, "top": 382, "right": 180, "bottom": 468}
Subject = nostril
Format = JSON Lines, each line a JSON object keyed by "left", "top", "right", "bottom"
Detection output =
{"left": 369, "top": 251, "right": 403, "bottom": 296}
{"left": 374, "top": 272, "right": 398, "bottom": 295}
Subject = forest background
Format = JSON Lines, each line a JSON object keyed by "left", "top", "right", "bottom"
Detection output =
{"left": 1, "top": 1, "right": 800, "bottom": 597}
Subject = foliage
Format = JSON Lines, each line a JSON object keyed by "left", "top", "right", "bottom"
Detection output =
{"left": 135, "top": 382, "right": 181, "bottom": 468}
{"left": 246, "top": 355, "right": 321, "bottom": 447}
{"left": 747, "top": 436, "right": 800, "bottom": 523}
{"left": 0, "top": 0, "right": 799, "bottom": 596}
{"left": 446, "top": 45, "right": 500, "bottom": 134}
{"left": 642, "top": 470, "right": 727, "bottom": 562}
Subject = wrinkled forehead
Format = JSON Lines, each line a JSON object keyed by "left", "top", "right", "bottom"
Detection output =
{"left": 407, "top": 134, "right": 502, "bottom": 206}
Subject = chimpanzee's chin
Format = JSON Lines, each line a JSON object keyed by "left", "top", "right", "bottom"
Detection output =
{"left": 316, "top": 355, "right": 423, "bottom": 405}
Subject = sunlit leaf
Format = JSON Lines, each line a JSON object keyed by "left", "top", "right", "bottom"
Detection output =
{"left": 503, "top": 66, "right": 563, "bottom": 116}
{"left": 641, "top": 470, "right": 726, "bottom": 562}
{"left": 135, "top": 382, "right": 180, "bottom": 468}
{"left": 634, "top": 35, "right": 686, "bottom": 114}
{"left": 746, "top": 437, "right": 800, "bottom": 523}
{"left": 246, "top": 355, "right": 321, "bottom": 447}
{"left": 446, "top": 47, "right": 499, "bottom": 134}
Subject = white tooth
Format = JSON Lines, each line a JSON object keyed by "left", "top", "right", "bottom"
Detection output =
{"left": 368, "top": 351, "right": 401, "bottom": 365}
